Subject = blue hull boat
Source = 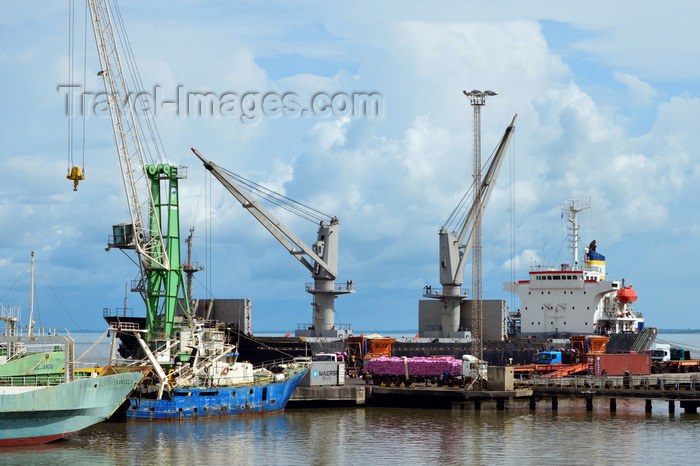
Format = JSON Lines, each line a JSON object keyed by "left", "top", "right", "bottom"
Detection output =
{"left": 127, "top": 364, "right": 308, "bottom": 421}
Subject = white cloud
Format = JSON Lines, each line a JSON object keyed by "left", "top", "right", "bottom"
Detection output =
{"left": 613, "top": 71, "right": 657, "bottom": 107}
{"left": 2, "top": 2, "right": 700, "bottom": 331}
{"left": 501, "top": 248, "right": 540, "bottom": 271}
{"left": 307, "top": 117, "right": 349, "bottom": 151}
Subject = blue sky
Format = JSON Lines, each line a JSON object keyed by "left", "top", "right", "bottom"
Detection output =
{"left": 1, "top": 1, "right": 699, "bottom": 333}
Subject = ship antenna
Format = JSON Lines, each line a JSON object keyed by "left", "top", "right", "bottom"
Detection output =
{"left": 28, "top": 252, "right": 35, "bottom": 337}
{"left": 561, "top": 198, "right": 590, "bottom": 270}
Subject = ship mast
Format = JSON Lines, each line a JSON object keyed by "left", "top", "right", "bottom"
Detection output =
{"left": 28, "top": 252, "right": 35, "bottom": 337}
{"left": 183, "top": 227, "right": 204, "bottom": 310}
{"left": 561, "top": 198, "right": 591, "bottom": 270}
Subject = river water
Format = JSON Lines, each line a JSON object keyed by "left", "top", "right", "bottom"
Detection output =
{"left": 1, "top": 332, "right": 698, "bottom": 465}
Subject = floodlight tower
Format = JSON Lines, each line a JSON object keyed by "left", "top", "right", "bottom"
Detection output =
{"left": 463, "top": 89, "right": 496, "bottom": 361}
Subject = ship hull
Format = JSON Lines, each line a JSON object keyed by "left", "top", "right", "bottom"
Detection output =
{"left": 0, "top": 370, "right": 146, "bottom": 447}
{"left": 127, "top": 367, "right": 308, "bottom": 421}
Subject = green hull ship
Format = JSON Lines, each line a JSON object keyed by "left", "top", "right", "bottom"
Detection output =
{"left": 0, "top": 366, "right": 147, "bottom": 447}
{"left": 0, "top": 303, "right": 148, "bottom": 446}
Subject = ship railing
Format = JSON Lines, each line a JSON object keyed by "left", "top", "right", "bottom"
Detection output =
{"left": 0, "top": 305, "right": 21, "bottom": 323}
{"left": 304, "top": 282, "right": 356, "bottom": 293}
{"left": 295, "top": 323, "right": 352, "bottom": 331}
{"left": 253, "top": 357, "right": 298, "bottom": 370}
{"left": 422, "top": 286, "right": 469, "bottom": 297}
{"left": 0, "top": 326, "right": 70, "bottom": 338}
{"left": 109, "top": 321, "right": 142, "bottom": 331}
{"left": 3, "top": 342, "right": 68, "bottom": 361}
{"left": 0, "top": 366, "right": 101, "bottom": 387}
{"left": 529, "top": 264, "right": 553, "bottom": 272}
{"left": 0, "top": 374, "right": 64, "bottom": 387}
{"left": 103, "top": 307, "right": 134, "bottom": 318}
{"left": 515, "top": 373, "right": 700, "bottom": 391}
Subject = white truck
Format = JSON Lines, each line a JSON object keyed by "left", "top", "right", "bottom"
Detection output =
{"left": 650, "top": 344, "right": 671, "bottom": 362}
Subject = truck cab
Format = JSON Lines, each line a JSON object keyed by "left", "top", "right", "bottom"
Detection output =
{"left": 461, "top": 355, "right": 488, "bottom": 380}
{"left": 650, "top": 344, "right": 670, "bottom": 362}
{"left": 670, "top": 347, "right": 690, "bottom": 361}
{"left": 313, "top": 353, "right": 337, "bottom": 362}
{"left": 536, "top": 351, "right": 563, "bottom": 364}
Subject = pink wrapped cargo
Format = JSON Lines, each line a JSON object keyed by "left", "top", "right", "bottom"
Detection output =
{"left": 363, "top": 356, "right": 465, "bottom": 386}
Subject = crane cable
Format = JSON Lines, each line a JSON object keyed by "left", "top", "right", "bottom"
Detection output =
{"left": 443, "top": 143, "right": 499, "bottom": 233}
{"left": 509, "top": 134, "right": 516, "bottom": 321}
{"left": 110, "top": 0, "right": 167, "bottom": 167}
{"left": 219, "top": 166, "right": 335, "bottom": 225}
{"left": 67, "top": 0, "right": 169, "bottom": 188}
{"left": 66, "top": 0, "right": 86, "bottom": 191}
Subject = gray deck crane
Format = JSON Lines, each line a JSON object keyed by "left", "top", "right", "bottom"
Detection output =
{"left": 192, "top": 148, "right": 355, "bottom": 339}
{"left": 423, "top": 115, "right": 517, "bottom": 338}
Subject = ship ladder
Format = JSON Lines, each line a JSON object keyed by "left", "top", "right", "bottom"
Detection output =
{"left": 631, "top": 327, "right": 656, "bottom": 353}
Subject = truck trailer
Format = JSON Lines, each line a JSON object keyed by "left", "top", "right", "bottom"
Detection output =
{"left": 362, "top": 355, "right": 486, "bottom": 387}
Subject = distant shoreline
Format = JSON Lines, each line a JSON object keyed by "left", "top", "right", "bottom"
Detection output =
{"left": 657, "top": 329, "right": 700, "bottom": 334}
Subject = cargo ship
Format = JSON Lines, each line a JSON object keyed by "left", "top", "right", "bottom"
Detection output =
{"left": 503, "top": 200, "right": 652, "bottom": 348}
{"left": 194, "top": 199, "right": 656, "bottom": 367}
{"left": 0, "top": 366, "right": 147, "bottom": 447}
{"left": 393, "top": 199, "right": 655, "bottom": 363}
{"left": 0, "top": 325, "right": 147, "bottom": 447}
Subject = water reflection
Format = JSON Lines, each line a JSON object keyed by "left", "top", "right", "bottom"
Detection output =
{"left": 1, "top": 404, "right": 697, "bottom": 465}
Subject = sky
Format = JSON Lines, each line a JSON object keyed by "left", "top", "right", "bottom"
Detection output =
{"left": 1, "top": 1, "right": 699, "bottom": 333}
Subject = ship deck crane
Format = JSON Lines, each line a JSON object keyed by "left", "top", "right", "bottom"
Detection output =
{"left": 424, "top": 115, "right": 517, "bottom": 339}
{"left": 192, "top": 148, "right": 355, "bottom": 339}
{"left": 87, "top": 0, "right": 192, "bottom": 340}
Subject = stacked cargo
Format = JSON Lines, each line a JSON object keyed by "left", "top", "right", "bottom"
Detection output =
{"left": 363, "top": 356, "right": 463, "bottom": 383}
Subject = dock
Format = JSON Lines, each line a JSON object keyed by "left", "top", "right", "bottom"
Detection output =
{"left": 289, "top": 377, "right": 532, "bottom": 409}
{"left": 517, "top": 373, "right": 700, "bottom": 413}
{"left": 289, "top": 373, "right": 700, "bottom": 414}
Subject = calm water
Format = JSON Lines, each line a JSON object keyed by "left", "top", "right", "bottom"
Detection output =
{"left": 1, "top": 333, "right": 698, "bottom": 465}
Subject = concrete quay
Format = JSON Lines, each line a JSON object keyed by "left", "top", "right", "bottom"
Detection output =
{"left": 517, "top": 373, "right": 700, "bottom": 413}
{"left": 288, "top": 377, "right": 532, "bottom": 410}
{"left": 289, "top": 372, "right": 700, "bottom": 414}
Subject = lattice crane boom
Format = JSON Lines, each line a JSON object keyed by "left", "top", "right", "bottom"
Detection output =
{"left": 87, "top": 0, "right": 168, "bottom": 271}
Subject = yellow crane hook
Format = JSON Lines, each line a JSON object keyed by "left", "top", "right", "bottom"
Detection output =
{"left": 67, "top": 166, "right": 85, "bottom": 191}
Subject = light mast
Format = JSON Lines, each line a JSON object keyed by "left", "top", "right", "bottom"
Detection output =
{"left": 464, "top": 89, "right": 496, "bottom": 361}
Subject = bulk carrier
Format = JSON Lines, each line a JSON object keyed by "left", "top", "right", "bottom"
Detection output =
{"left": 140, "top": 199, "right": 653, "bottom": 369}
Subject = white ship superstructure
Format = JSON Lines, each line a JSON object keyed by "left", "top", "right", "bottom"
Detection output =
{"left": 504, "top": 200, "right": 644, "bottom": 338}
